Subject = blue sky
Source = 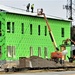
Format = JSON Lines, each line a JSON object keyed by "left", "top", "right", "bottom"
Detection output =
{"left": 0, "top": 0, "right": 67, "bottom": 19}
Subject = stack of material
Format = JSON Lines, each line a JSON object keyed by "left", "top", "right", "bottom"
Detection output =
{"left": 19, "top": 56, "right": 59, "bottom": 68}
{"left": 30, "top": 56, "right": 59, "bottom": 68}
{"left": 63, "top": 61, "right": 75, "bottom": 67}
{"left": 19, "top": 57, "right": 30, "bottom": 68}
{"left": 18, "top": 56, "right": 75, "bottom": 69}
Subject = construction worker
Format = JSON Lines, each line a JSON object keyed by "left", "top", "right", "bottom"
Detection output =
{"left": 31, "top": 4, "right": 34, "bottom": 13}
{"left": 40, "top": 8, "right": 43, "bottom": 14}
{"left": 62, "top": 38, "right": 70, "bottom": 45}
{"left": 26, "top": 3, "right": 30, "bottom": 12}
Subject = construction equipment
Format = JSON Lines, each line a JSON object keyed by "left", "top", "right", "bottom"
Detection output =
{"left": 62, "top": 38, "right": 75, "bottom": 62}
{"left": 37, "top": 8, "right": 59, "bottom": 51}
{"left": 62, "top": 38, "right": 75, "bottom": 45}
{"left": 37, "top": 9, "right": 63, "bottom": 62}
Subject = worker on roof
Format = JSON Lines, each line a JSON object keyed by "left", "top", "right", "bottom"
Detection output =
{"left": 26, "top": 3, "right": 30, "bottom": 12}
{"left": 31, "top": 4, "right": 34, "bottom": 13}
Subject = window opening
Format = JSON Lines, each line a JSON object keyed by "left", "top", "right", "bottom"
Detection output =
{"left": 7, "top": 22, "right": 11, "bottom": 33}
{"left": 30, "top": 47, "right": 33, "bottom": 56}
{"left": 44, "top": 47, "right": 48, "bottom": 58}
{"left": 30, "top": 24, "right": 32, "bottom": 35}
{"left": 22, "top": 23, "right": 24, "bottom": 34}
{"left": 38, "top": 47, "right": 41, "bottom": 57}
{"left": 45, "top": 26, "right": 47, "bottom": 36}
{"left": 7, "top": 46, "right": 15, "bottom": 57}
{"left": 61, "top": 28, "right": 64, "bottom": 37}
{"left": 38, "top": 25, "right": 40, "bottom": 35}
{"left": 7, "top": 46, "right": 12, "bottom": 57}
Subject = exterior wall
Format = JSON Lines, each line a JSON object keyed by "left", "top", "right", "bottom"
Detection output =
{"left": 0, "top": 12, "right": 6, "bottom": 60}
{"left": 0, "top": 12, "right": 71, "bottom": 61}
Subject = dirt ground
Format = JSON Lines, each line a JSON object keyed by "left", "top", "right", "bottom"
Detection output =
{"left": 0, "top": 68, "right": 75, "bottom": 74}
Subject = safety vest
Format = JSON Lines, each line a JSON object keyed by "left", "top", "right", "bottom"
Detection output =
{"left": 31, "top": 4, "right": 34, "bottom": 8}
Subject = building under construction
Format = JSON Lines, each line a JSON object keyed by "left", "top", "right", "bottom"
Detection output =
{"left": 0, "top": 5, "right": 71, "bottom": 69}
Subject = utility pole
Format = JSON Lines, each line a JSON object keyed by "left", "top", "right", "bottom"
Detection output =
{"left": 64, "top": 0, "right": 72, "bottom": 20}
{"left": 68, "top": 0, "right": 72, "bottom": 20}
{"left": 63, "top": 0, "right": 73, "bottom": 56}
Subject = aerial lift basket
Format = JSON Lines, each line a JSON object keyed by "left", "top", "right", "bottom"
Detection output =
{"left": 37, "top": 8, "right": 43, "bottom": 15}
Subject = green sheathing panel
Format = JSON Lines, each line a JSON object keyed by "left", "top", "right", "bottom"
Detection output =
{"left": 4, "top": 13, "right": 70, "bottom": 60}
{"left": 0, "top": 12, "right": 6, "bottom": 60}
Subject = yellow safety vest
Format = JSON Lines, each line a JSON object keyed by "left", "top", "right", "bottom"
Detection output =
{"left": 31, "top": 4, "right": 34, "bottom": 8}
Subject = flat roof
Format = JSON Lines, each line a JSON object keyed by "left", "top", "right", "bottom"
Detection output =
{"left": 0, "top": 4, "right": 71, "bottom": 22}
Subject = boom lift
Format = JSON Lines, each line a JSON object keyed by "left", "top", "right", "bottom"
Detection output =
{"left": 37, "top": 8, "right": 59, "bottom": 51}
{"left": 37, "top": 9, "right": 62, "bottom": 61}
